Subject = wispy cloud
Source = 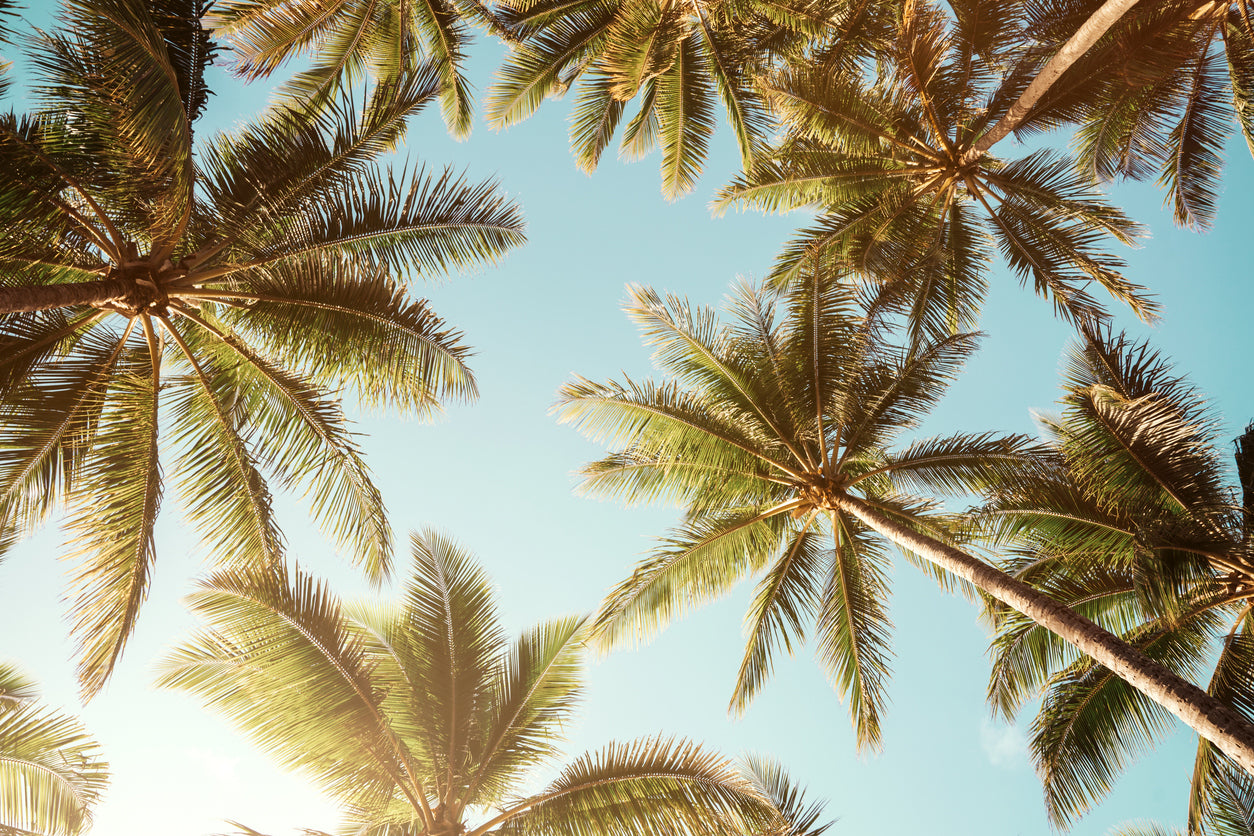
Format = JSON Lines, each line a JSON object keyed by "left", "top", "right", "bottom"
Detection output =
{"left": 979, "top": 719, "right": 1028, "bottom": 769}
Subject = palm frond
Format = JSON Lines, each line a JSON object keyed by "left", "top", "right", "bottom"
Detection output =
{"left": 209, "top": 260, "right": 477, "bottom": 415}
{"left": 482, "top": 736, "right": 773, "bottom": 836}
{"left": 813, "top": 509, "right": 893, "bottom": 752}
{"left": 486, "top": 5, "right": 617, "bottom": 127}
{"left": 396, "top": 529, "right": 507, "bottom": 789}
{"left": 653, "top": 36, "right": 715, "bottom": 199}
{"left": 61, "top": 333, "right": 162, "bottom": 698}
{"left": 589, "top": 508, "right": 792, "bottom": 651}
{"left": 463, "top": 615, "right": 586, "bottom": 807}
{"left": 225, "top": 165, "right": 525, "bottom": 279}
{"left": 155, "top": 562, "right": 415, "bottom": 807}
{"left": 162, "top": 317, "right": 285, "bottom": 567}
{"left": 731, "top": 522, "right": 825, "bottom": 713}
{"left": 172, "top": 303, "right": 393, "bottom": 579}
{"left": 0, "top": 694, "right": 109, "bottom": 836}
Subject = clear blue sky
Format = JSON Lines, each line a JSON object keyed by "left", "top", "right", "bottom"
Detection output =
{"left": 3, "top": 9, "right": 1254, "bottom": 836}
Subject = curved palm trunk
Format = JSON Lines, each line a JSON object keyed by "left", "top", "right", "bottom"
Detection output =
{"left": 834, "top": 492, "right": 1254, "bottom": 775}
{"left": 0, "top": 276, "right": 130, "bottom": 313}
{"left": 963, "top": 0, "right": 1144, "bottom": 162}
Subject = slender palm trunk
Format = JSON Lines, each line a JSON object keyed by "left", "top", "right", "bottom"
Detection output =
{"left": 833, "top": 491, "right": 1254, "bottom": 775}
{"left": 0, "top": 277, "right": 130, "bottom": 313}
{"left": 963, "top": 0, "right": 1144, "bottom": 162}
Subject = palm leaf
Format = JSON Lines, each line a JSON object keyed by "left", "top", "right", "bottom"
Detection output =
{"left": 61, "top": 331, "right": 162, "bottom": 698}
{"left": 0, "top": 696, "right": 109, "bottom": 836}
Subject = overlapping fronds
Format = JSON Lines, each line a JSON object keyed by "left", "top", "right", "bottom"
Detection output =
{"left": 161, "top": 535, "right": 805, "bottom": 836}
{"left": 1032, "top": 605, "right": 1221, "bottom": 827}
{"left": 736, "top": 756, "right": 833, "bottom": 836}
{"left": 0, "top": 1, "right": 523, "bottom": 696}
{"left": 31, "top": 0, "right": 205, "bottom": 235}
{"left": 590, "top": 506, "right": 793, "bottom": 649}
{"left": 562, "top": 270, "right": 1035, "bottom": 741}
{"left": 1021, "top": 0, "right": 1249, "bottom": 229}
{"left": 717, "top": 0, "right": 1153, "bottom": 336}
{"left": 0, "top": 671, "right": 109, "bottom": 836}
{"left": 489, "top": 0, "right": 827, "bottom": 196}
{"left": 156, "top": 562, "right": 410, "bottom": 808}
{"left": 975, "top": 328, "right": 1254, "bottom": 830}
{"left": 172, "top": 303, "right": 392, "bottom": 577}
{"left": 208, "top": 0, "right": 492, "bottom": 136}
{"left": 62, "top": 336, "right": 163, "bottom": 696}
{"left": 465, "top": 614, "right": 586, "bottom": 805}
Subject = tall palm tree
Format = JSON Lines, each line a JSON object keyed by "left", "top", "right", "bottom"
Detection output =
{"left": 156, "top": 528, "right": 828, "bottom": 836}
{"left": 976, "top": 329, "right": 1254, "bottom": 831}
{"left": 0, "top": 0, "right": 525, "bottom": 697}
{"left": 0, "top": 664, "right": 109, "bottom": 836}
{"left": 556, "top": 270, "right": 1254, "bottom": 771}
{"left": 714, "top": 0, "right": 1155, "bottom": 340}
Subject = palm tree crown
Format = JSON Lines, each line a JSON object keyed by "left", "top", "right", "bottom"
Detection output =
{"left": 558, "top": 271, "right": 1041, "bottom": 750}
{"left": 715, "top": 0, "right": 1155, "bottom": 339}
{"left": 0, "top": 0, "right": 525, "bottom": 697}
{"left": 977, "top": 329, "right": 1254, "bottom": 831}
{"left": 157, "top": 529, "right": 826, "bottom": 836}
{"left": 558, "top": 272, "right": 1254, "bottom": 775}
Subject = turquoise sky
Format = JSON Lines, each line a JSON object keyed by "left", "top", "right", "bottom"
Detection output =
{"left": 3, "top": 8, "right": 1254, "bottom": 836}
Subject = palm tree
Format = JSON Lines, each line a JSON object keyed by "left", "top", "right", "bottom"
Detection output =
{"left": 0, "top": 663, "right": 110, "bottom": 836}
{"left": 555, "top": 270, "right": 1254, "bottom": 771}
{"left": 713, "top": 0, "right": 1155, "bottom": 340}
{"left": 206, "top": 0, "right": 504, "bottom": 137}
{"left": 1006, "top": 0, "right": 1254, "bottom": 230}
{"left": 976, "top": 329, "right": 1254, "bottom": 831}
{"left": 0, "top": 0, "right": 525, "bottom": 697}
{"left": 485, "top": 0, "right": 873, "bottom": 198}
{"left": 156, "top": 528, "right": 828, "bottom": 836}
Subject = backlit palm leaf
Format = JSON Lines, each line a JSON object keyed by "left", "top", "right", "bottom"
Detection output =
{"left": 159, "top": 534, "right": 813, "bottom": 836}
{"left": 0, "top": 670, "right": 108, "bottom": 836}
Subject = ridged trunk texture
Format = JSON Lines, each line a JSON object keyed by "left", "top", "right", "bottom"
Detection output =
{"left": 0, "top": 277, "right": 132, "bottom": 313}
{"left": 833, "top": 492, "right": 1254, "bottom": 775}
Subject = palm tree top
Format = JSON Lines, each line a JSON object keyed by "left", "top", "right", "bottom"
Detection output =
{"left": 975, "top": 327, "right": 1254, "bottom": 828}
{"left": 558, "top": 271, "right": 1041, "bottom": 749}
{"left": 157, "top": 529, "right": 829, "bottom": 836}
{"left": 0, "top": 0, "right": 525, "bottom": 697}
{"left": 716, "top": 0, "right": 1156, "bottom": 339}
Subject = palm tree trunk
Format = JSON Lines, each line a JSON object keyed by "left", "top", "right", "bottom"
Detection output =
{"left": 963, "top": 0, "right": 1144, "bottom": 162}
{"left": 833, "top": 491, "right": 1254, "bottom": 775}
{"left": 0, "top": 277, "right": 131, "bottom": 313}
